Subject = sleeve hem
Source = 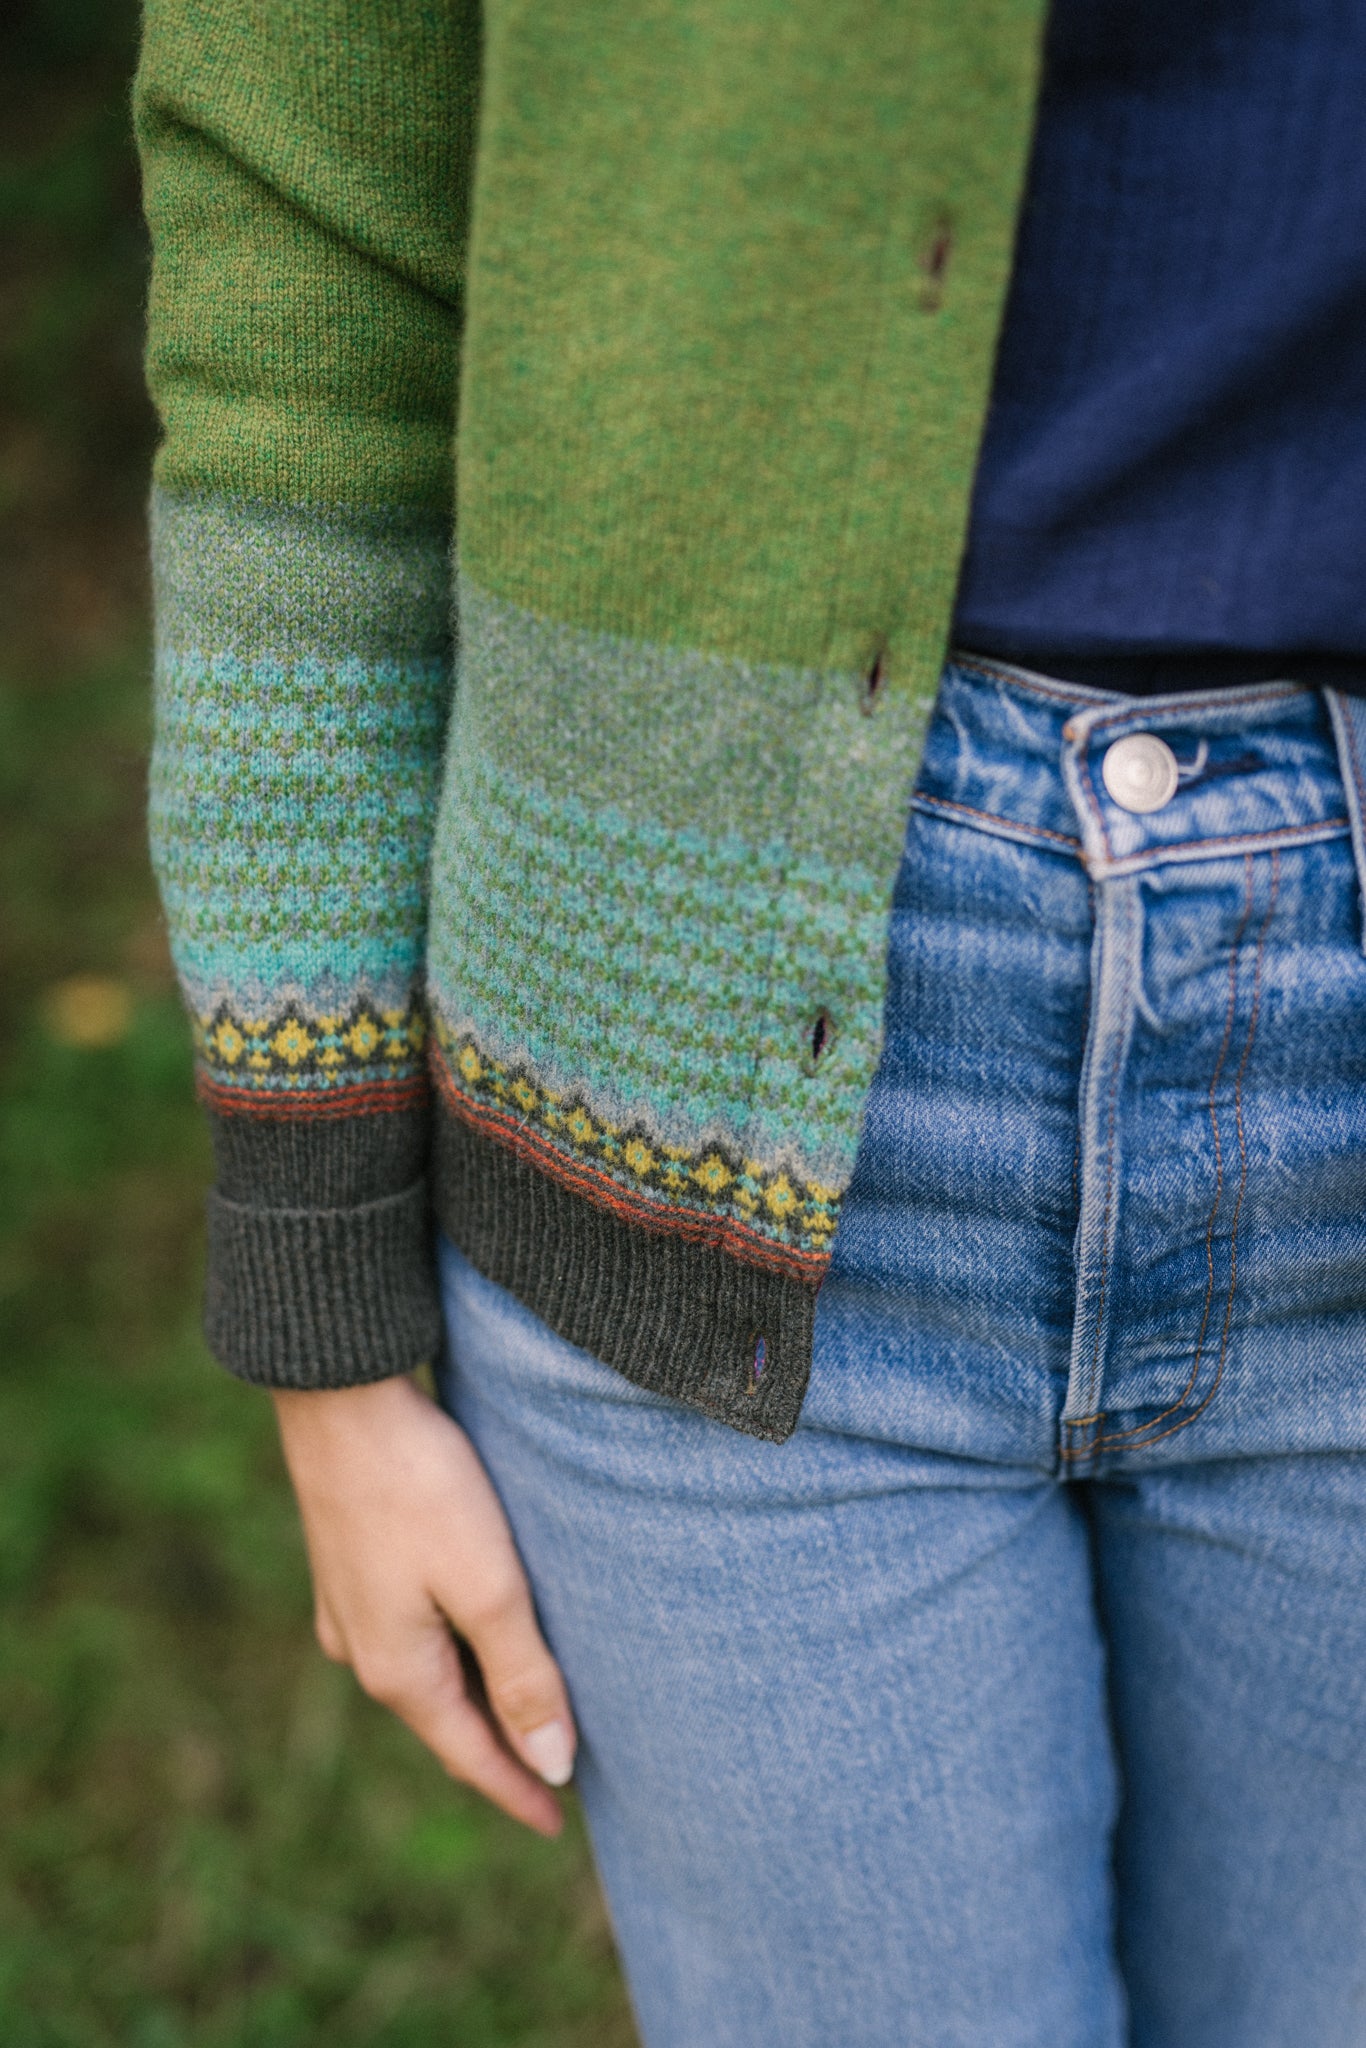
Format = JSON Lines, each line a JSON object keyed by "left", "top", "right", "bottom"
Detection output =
{"left": 204, "top": 1178, "right": 442, "bottom": 1390}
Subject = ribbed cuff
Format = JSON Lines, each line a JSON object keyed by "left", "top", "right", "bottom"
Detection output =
{"left": 204, "top": 1178, "right": 442, "bottom": 1389}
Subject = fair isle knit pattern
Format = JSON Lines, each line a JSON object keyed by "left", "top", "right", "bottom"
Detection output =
{"left": 136, "top": 0, "right": 1048, "bottom": 1436}
{"left": 149, "top": 490, "right": 450, "bottom": 1107}
{"left": 424, "top": 578, "right": 939, "bottom": 1281}
{"left": 194, "top": 998, "right": 428, "bottom": 1114}
{"left": 431, "top": 1018, "right": 840, "bottom": 1275}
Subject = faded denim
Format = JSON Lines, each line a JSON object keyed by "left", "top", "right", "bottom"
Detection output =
{"left": 436, "top": 655, "right": 1366, "bottom": 2048}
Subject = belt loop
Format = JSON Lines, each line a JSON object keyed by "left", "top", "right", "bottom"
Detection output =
{"left": 1324, "top": 687, "right": 1366, "bottom": 957}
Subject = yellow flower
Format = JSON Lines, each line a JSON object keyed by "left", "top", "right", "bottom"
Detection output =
{"left": 213, "top": 1019, "right": 245, "bottom": 1065}
{"left": 567, "top": 1108, "right": 597, "bottom": 1145}
{"left": 625, "top": 1138, "right": 656, "bottom": 1177}
{"left": 345, "top": 1014, "right": 380, "bottom": 1059}
{"left": 272, "top": 1019, "right": 314, "bottom": 1065}
{"left": 512, "top": 1078, "right": 538, "bottom": 1112}
{"left": 458, "top": 1043, "right": 483, "bottom": 1085}
{"left": 763, "top": 1173, "right": 798, "bottom": 1220}
{"left": 692, "top": 1153, "right": 733, "bottom": 1196}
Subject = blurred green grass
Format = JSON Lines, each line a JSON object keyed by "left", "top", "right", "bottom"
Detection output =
{"left": 0, "top": 4, "right": 634, "bottom": 2039}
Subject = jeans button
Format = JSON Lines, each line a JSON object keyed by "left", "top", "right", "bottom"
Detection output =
{"left": 1101, "top": 732, "right": 1180, "bottom": 813}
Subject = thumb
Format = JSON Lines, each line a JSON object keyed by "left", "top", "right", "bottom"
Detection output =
{"left": 460, "top": 1581, "right": 578, "bottom": 1788}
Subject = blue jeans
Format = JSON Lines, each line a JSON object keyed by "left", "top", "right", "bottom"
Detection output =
{"left": 436, "top": 657, "right": 1366, "bottom": 2048}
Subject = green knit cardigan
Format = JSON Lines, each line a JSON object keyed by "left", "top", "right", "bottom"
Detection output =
{"left": 135, "top": 0, "right": 1047, "bottom": 1439}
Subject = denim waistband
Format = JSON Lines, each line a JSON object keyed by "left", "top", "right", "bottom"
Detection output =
{"left": 917, "top": 654, "right": 1366, "bottom": 937}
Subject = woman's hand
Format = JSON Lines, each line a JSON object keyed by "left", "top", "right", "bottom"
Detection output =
{"left": 271, "top": 1374, "right": 576, "bottom": 1836}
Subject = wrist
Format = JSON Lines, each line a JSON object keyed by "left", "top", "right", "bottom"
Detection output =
{"left": 271, "top": 1370, "right": 425, "bottom": 1462}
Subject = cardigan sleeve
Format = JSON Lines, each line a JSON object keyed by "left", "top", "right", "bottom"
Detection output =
{"left": 134, "top": 0, "right": 481, "bottom": 1388}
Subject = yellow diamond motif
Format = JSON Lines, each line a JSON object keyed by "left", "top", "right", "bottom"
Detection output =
{"left": 214, "top": 1020, "right": 245, "bottom": 1064}
{"left": 345, "top": 1014, "right": 380, "bottom": 1059}
{"left": 763, "top": 1174, "right": 798, "bottom": 1220}
{"left": 458, "top": 1044, "right": 482, "bottom": 1084}
{"left": 625, "top": 1138, "right": 656, "bottom": 1178}
{"left": 692, "top": 1154, "right": 733, "bottom": 1196}
{"left": 512, "top": 1078, "right": 538, "bottom": 1111}
{"left": 272, "top": 1020, "right": 315, "bottom": 1065}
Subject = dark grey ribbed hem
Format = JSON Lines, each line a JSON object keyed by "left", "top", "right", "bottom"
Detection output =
{"left": 204, "top": 1178, "right": 442, "bottom": 1390}
{"left": 433, "top": 1106, "right": 819, "bottom": 1442}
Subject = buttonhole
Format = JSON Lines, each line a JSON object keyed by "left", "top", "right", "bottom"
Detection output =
{"left": 746, "top": 1331, "right": 767, "bottom": 1396}
{"left": 862, "top": 649, "right": 887, "bottom": 715}
{"left": 918, "top": 218, "right": 953, "bottom": 310}
{"left": 807, "top": 1008, "right": 835, "bottom": 1070}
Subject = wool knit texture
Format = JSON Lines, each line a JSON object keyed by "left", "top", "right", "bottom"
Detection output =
{"left": 136, "top": 0, "right": 1047, "bottom": 1437}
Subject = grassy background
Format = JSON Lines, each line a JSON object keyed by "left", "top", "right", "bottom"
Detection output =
{"left": 0, "top": 4, "right": 635, "bottom": 2039}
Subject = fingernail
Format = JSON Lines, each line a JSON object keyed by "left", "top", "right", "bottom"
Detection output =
{"left": 522, "top": 1719, "right": 575, "bottom": 1787}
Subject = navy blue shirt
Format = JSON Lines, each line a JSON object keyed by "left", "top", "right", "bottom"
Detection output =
{"left": 953, "top": 0, "right": 1366, "bottom": 692}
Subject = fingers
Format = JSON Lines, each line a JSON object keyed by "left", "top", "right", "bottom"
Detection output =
{"left": 353, "top": 1620, "right": 566, "bottom": 1836}
{"left": 454, "top": 1571, "right": 578, "bottom": 1789}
